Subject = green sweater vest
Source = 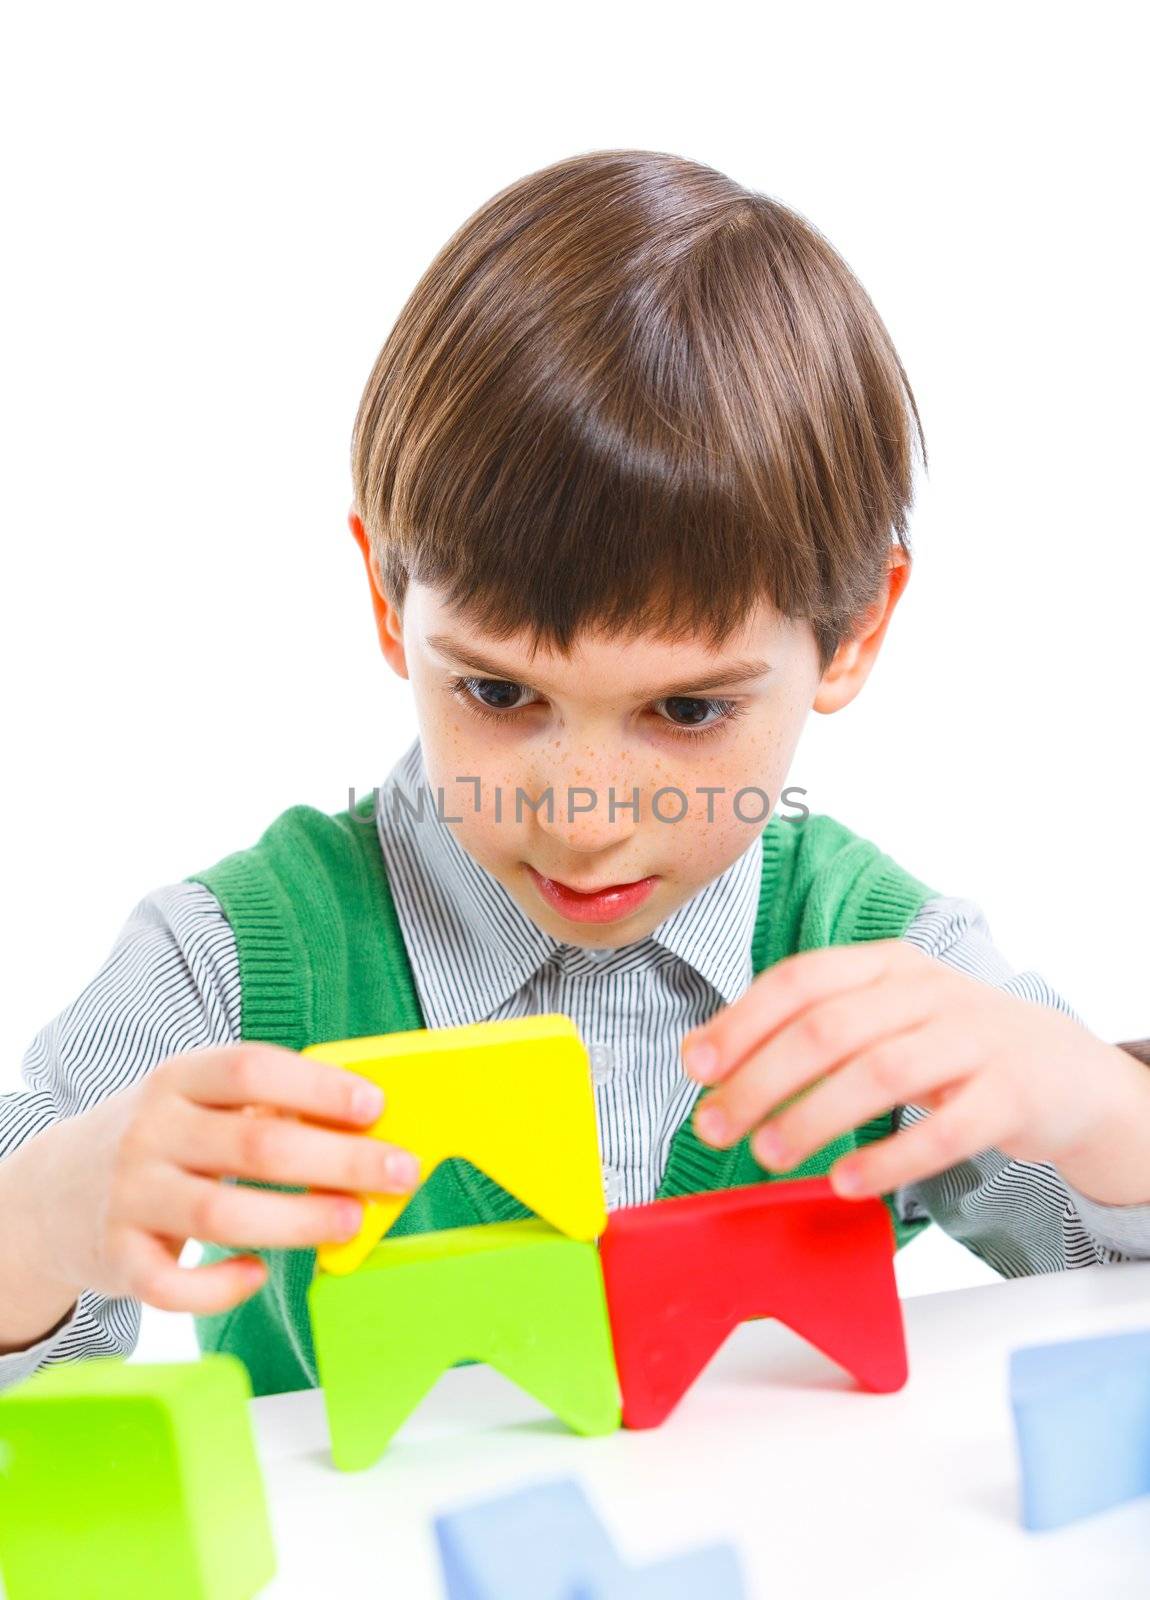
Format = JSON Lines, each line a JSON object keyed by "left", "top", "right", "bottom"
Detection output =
{"left": 185, "top": 792, "right": 939, "bottom": 1396}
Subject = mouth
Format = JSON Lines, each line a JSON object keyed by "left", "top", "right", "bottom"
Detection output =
{"left": 525, "top": 865, "right": 660, "bottom": 925}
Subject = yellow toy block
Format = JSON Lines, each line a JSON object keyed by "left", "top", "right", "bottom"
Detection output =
{"left": 304, "top": 1014, "right": 606, "bottom": 1275}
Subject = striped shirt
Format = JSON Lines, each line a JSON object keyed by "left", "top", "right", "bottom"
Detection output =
{"left": 2, "top": 736, "right": 1148, "bottom": 1391}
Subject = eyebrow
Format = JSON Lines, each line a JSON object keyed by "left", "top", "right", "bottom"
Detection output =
{"left": 426, "top": 633, "right": 774, "bottom": 699}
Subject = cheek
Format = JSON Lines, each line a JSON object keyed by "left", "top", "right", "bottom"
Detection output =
{"left": 419, "top": 722, "right": 531, "bottom": 864}
{"left": 669, "top": 803, "right": 762, "bottom": 879}
{"left": 680, "top": 719, "right": 798, "bottom": 859}
{"left": 636, "top": 728, "right": 786, "bottom": 875}
{"left": 706, "top": 716, "right": 796, "bottom": 801}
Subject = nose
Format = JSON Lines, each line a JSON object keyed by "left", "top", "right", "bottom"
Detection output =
{"left": 527, "top": 747, "right": 643, "bottom": 858}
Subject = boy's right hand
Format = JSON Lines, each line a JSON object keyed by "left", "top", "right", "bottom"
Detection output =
{"left": 12, "top": 1043, "right": 419, "bottom": 1319}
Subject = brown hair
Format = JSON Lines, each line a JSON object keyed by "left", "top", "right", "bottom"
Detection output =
{"left": 350, "top": 148, "right": 927, "bottom": 673}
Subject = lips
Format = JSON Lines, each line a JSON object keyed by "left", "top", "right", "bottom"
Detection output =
{"left": 547, "top": 876, "right": 643, "bottom": 896}
{"left": 526, "top": 865, "right": 659, "bottom": 925}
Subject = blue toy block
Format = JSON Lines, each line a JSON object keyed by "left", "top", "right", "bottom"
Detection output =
{"left": 581, "top": 1543, "right": 746, "bottom": 1597}
{"left": 434, "top": 1477, "right": 627, "bottom": 1599}
{"left": 1009, "top": 1327, "right": 1150, "bottom": 1530}
{"left": 433, "top": 1476, "right": 746, "bottom": 1600}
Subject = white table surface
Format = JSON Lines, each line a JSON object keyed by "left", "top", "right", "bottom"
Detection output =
{"left": 249, "top": 1260, "right": 1150, "bottom": 1600}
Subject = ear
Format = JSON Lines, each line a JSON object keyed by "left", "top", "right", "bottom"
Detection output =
{"left": 348, "top": 507, "right": 408, "bottom": 679}
{"left": 812, "top": 548, "right": 910, "bottom": 714}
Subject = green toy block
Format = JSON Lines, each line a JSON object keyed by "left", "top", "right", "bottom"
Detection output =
{"left": 308, "top": 1218, "right": 622, "bottom": 1470}
{"left": 0, "top": 1355, "right": 276, "bottom": 1600}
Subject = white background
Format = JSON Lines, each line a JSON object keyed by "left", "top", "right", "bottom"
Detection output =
{"left": 1, "top": 2, "right": 1146, "bottom": 1365}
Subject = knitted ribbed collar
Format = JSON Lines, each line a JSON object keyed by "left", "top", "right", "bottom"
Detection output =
{"left": 371, "top": 738, "right": 762, "bottom": 1030}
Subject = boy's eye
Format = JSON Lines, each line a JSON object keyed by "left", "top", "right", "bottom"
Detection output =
{"left": 658, "top": 695, "right": 733, "bottom": 731}
{"left": 447, "top": 675, "right": 747, "bottom": 739}
{"left": 654, "top": 696, "right": 748, "bottom": 738}
{"left": 452, "top": 676, "right": 534, "bottom": 713}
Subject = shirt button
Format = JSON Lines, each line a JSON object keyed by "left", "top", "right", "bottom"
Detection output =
{"left": 588, "top": 1042, "right": 615, "bottom": 1084}
{"left": 603, "top": 1166, "right": 625, "bottom": 1207}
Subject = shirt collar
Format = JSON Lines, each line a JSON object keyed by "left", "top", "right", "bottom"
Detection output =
{"left": 374, "top": 737, "right": 762, "bottom": 1028}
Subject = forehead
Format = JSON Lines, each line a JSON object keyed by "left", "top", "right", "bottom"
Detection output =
{"left": 406, "top": 579, "right": 810, "bottom": 697}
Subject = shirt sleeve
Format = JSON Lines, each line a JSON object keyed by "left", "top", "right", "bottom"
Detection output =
{"left": 892, "top": 894, "right": 1150, "bottom": 1273}
{"left": 0, "top": 881, "right": 241, "bottom": 1391}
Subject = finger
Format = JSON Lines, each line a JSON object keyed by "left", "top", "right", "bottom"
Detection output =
{"left": 681, "top": 940, "right": 922, "bottom": 1087}
{"left": 827, "top": 1074, "right": 1006, "bottom": 1199}
{"left": 139, "top": 1163, "right": 368, "bottom": 1251}
{"left": 169, "top": 1044, "right": 385, "bottom": 1127}
{"left": 748, "top": 1019, "right": 973, "bottom": 1172}
{"left": 117, "top": 1228, "right": 268, "bottom": 1316}
{"left": 693, "top": 970, "right": 939, "bottom": 1148}
{"left": 171, "top": 1100, "right": 420, "bottom": 1194}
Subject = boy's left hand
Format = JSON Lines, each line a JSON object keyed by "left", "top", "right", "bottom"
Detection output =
{"left": 681, "top": 940, "right": 1150, "bottom": 1207}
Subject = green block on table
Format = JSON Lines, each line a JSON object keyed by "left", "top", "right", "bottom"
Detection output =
{"left": 309, "top": 1217, "right": 622, "bottom": 1470}
{"left": 0, "top": 1354, "right": 276, "bottom": 1600}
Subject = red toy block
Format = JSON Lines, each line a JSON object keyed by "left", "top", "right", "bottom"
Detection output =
{"left": 599, "top": 1177, "right": 908, "bottom": 1428}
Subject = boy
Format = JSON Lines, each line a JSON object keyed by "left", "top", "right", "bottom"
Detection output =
{"left": 3, "top": 148, "right": 1150, "bottom": 1397}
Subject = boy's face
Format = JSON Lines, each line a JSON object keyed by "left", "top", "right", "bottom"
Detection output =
{"left": 351, "top": 514, "right": 905, "bottom": 948}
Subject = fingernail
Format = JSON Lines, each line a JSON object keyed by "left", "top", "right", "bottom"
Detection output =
{"left": 353, "top": 1083, "right": 385, "bottom": 1122}
{"left": 695, "top": 1104, "right": 729, "bottom": 1145}
{"left": 683, "top": 1039, "right": 719, "bottom": 1082}
{"left": 336, "top": 1200, "right": 363, "bottom": 1238}
{"left": 755, "top": 1128, "right": 787, "bottom": 1167}
{"left": 385, "top": 1152, "right": 421, "bottom": 1191}
{"left": 832, "top": 1164, "right": 862, "bottom": 1196}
